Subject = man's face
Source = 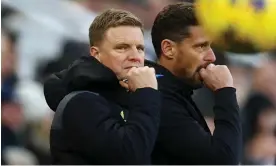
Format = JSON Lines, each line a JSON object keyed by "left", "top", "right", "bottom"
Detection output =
{"left": 172, "top": 26, "right": 216, "bottom": 87}
{"left": 91, "top": 26, "right": 145, "bottom": 80}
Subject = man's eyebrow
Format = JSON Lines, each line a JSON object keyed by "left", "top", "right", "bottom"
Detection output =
{"left": 193, "top": 41, "right": 210, "bottom": 47}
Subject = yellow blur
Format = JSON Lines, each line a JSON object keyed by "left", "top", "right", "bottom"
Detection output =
{"left": 195, "top": 0, "right": 276, "bottom": 51}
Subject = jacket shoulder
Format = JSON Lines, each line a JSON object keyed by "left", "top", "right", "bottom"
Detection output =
{"left": 51, "top": 91, "right": 105, "bottom": 130}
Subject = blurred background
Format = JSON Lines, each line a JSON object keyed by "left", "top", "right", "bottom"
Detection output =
{"left": 1, "top": 0, "right": 276, "bottom": 165}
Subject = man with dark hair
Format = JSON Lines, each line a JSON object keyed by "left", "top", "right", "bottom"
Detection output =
{"left": 148, "top": 3, "right": 242, "bottom": 164}
{"left": 44, "top": 9, "right": 161, "bottom": 164}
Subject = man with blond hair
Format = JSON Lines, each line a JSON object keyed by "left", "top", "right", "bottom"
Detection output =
{"left": 44, "top": 9, "right": 161, "bottom": 164}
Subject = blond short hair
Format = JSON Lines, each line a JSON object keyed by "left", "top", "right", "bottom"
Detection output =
{"left": 89, "top": 9, "right": 143, "bottom": 46}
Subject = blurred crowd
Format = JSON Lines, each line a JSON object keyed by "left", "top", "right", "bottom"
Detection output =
{"left": 1, "top": 0, "right": 276, "bottom": 165}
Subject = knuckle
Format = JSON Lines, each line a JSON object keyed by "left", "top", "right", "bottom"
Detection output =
{"left": 144, "top": 67, "right": 150, "bottom": 71}
{"left": 129, "top": 67, "right": 136, "bottom": 73}
{"left": 207, "top": 64, "right": 214, "bottom": 70}
{"left": 132, "top": 68, "right": 139, "bottom": 75}
{"left": 126, "top": 71, "right": 132, "bottom": 77}
{"left": 140, "top": 67, "right": 146, "bottom": 72}
{"left": 149, "top": 67, "right": 155, "bottom": 73}
{"left": 221, "top": 65, "right": 228, "bottom": 70}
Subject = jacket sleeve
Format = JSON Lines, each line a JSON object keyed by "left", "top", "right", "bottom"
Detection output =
{"left": 158, "top": 87, "right": 242, "bottom": 164}
{"left": 62, "top": 88, "right": 161, "bottom": 164}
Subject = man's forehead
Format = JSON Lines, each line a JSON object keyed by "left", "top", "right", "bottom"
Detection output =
{"left": 105, "top": 26, "right": 144, "bottom": 44}
{"left": 186, "top": 26, "right": 211, "bottom": 44}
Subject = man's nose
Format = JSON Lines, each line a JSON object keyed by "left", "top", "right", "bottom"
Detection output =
{"left": 204, "top": 48, "right": 216, "bottom": 63}
{"left": 128, "top": 57, "right": 141, "bottom": 63}
{"left": 128, "top": 48, "right": 142, "bottom": 63}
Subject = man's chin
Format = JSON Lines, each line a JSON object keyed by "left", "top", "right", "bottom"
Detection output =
{"left": 184, "top": 78, "right": 204, "bottom": 89}
{"left": 190, "top": 73, "right": 204, "bottom": 89}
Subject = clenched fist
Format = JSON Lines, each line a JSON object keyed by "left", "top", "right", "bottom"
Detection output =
{"left": 120, "top": 66, "right": 158, "bottom": 92}
{"left": 199, "top": 64, "right": 234, "bottom": 91}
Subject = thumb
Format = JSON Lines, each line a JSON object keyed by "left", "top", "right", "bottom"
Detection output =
{"left": 119, "top": 81, "right": 129, "bottom": 90}
{"left": 199, "top": 68, "right": 207, "bottom": 80}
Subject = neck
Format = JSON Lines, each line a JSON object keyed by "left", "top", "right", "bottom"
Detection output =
{"left": 158, "top": 56, "right": 178, "bottom": 77}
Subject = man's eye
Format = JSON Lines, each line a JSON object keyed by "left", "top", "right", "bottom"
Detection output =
{"left": 200, "top": 43, "right": 208, "bottom": 48}
{"left": 137, "top": 47, "right": 144, "bottom": 51}
{"left": 116, "top": 46, "right": 127, "bottom": 50}
{"left": 116, "top": 45, "right": 129, "bottom": 50}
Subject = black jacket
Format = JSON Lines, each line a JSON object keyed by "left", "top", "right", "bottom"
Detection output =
{"left": 147, "top": 61, "right": 242, "bottom": 165}
{"left": 43, "top": 56, "right": 161, "bottom": 165}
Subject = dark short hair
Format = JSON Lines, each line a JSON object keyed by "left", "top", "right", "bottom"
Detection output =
{"left": 151, "top": 3, "right": 198, "bottom": 58}
{"left": 89, "top": 9, "right": 143, "bottom": 47}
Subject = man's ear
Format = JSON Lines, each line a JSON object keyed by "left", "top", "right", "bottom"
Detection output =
{"left": 161, "top": 39, "right": 176, "bottom": 59}
{"left": 90, "top": 46, "right": 101, "bottom": 61}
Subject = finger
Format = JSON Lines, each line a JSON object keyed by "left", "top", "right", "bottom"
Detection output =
{"left": 126, "top": 67, "right": 137, "bottom": 78}
{"left": 119, "top": 81, "right": 129, "bottom": 89}
{"left": 206, "top": 63, "right": 215, "bottom": 70}
{"left": 128, "top": 67, "right": 137, "bottom": 73}
{"left": 149, "top": 67, "right": 155, "bottom": 74}
{"left": 199, "top": 68, "right": 207, "bottom": 79}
